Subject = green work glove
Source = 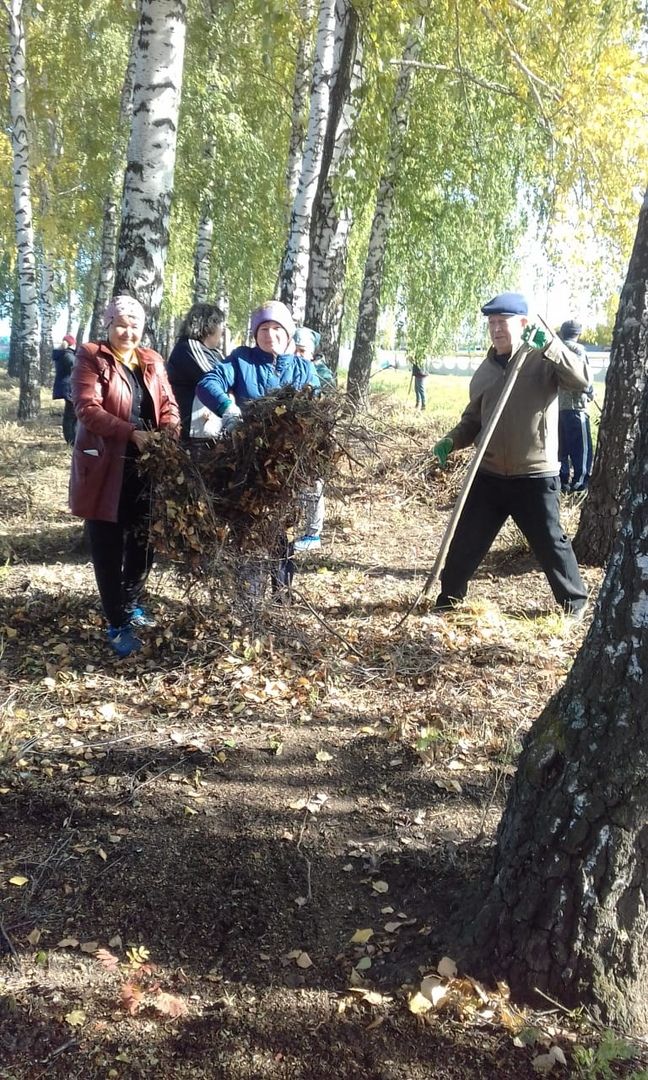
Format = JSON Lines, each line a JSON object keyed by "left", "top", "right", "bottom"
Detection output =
{"left": 433, "top": 436, "right": 453, "bottom": 468}
{"left": 522, "top": 323, "right": 551, "bottom": 350}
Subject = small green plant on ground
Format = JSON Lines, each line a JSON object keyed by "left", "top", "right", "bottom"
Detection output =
{"left": 573, "top": 1030, "right": 648, "bottom": 1078}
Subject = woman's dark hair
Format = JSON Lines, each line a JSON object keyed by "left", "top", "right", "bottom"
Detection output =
{"left": 179, "top": 303, "right": 225, "bottom": 342}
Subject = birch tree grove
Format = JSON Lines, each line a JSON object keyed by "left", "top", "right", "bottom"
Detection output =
{"left": 304, "top": 0, "right": 360, "bottom": 371}
{"left": 114, "top": 0, "right": 188, "bottom": 342}
{"left": 346, "top": 19, "right": 423, "bottom": 404}
{"left": 279, "top": 0, "right": 338, "bottom": 324}
{"left": 5, "top": 0, "right": 41, "bottom": 420}
{"left": 573, "top": 188, "right": 648, "bottom": 567}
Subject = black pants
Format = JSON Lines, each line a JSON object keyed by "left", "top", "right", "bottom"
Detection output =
{"left": 86, "top": 460, "right": 153, "bottom": 628}
{"left": 62, "top": 400, "right": 77, "bottom": 446}
{"left": 438, "top": 472, "right": 587, "bottom": 613}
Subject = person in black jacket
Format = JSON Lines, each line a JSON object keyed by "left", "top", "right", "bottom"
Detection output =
{"left": 166, "top": 304, "right": 226, "bottom": 441}
{"left": 52, "top": 334, "right": 77, "bottom": 445}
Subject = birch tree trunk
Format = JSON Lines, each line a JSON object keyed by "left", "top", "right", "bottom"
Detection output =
{"left": 192, "top": 141, "right": 215, "bottom": 303}
{"left": 305, "top": 0, "right": 361, "bottom": 371}
{"left": 346, "top": 20, "right": 424, "bottom": 404}
{"left": 285, "top": 0, "right": 316, "bottom": 220}
{"left": 6, "top": 0, "right": 41, "bottom": 420}
{"left": 114, "top": 0, "right": 188, "bottom": 344}
{"left": 474, "top": 376, "right": 648, "bottom": 1031}
{"left": 39, "top": 257, "right": 54, "bottom": 385}
{"left": 279, "top": 0, "right": 337, "bottom": 324}
{"left": 8, "top": 274, "right": 22, "bottom": 378}
{"left": 471, "top": 195, "right": 648, "bottom": 1031}
{"left": 573, "top": 187, "right": 648, "bottom": 566}
{"left": 89, "top": 20, "right": 139, "bottom": 343}
{"left": 193, "top": 211, "right": 213, "bottom": 303}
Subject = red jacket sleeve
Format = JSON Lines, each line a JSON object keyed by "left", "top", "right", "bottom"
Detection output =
{"left": 71, "top": 344, "right": 135, "bottom": 441}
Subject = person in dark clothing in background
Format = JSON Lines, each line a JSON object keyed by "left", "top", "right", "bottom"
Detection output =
{"left": 557, "top": 319, "right": 594, "bottom": 493}
{"left": 166, "top": 303, "right": 226, "bottom": 442}
{"left": 52, "top": 334, "right": 77, "bottom": 445}
{"left": 410, "top": 359, "right": 427, "bottom": 410}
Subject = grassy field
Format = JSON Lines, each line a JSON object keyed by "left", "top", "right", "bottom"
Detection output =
{"left": 0, "top": 372, "right": 633, "bottom": 1079}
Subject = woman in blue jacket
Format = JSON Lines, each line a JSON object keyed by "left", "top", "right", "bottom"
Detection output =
{"left": 196, "top": 300, "right": 319, "bottom": 430}
{"left": 196, "top": 300, "right": 320, "bottom": 600}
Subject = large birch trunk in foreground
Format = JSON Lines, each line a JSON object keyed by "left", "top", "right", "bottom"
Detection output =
{"left": 475, "top": 200, "right": 648, "bottom": 1030}
{"left": 305, "top": 0, "right": 360, "bottom": 371}
{"left": 573, "top": 188, "right": 648, "bottom": 566}
{"left": 114, "top": 0, "right": 187, "bottom": 343}
{"left": 279, "top": 0, "right": 337, "bottom": 324}
{"left": 346, "top": 20, "right": 423, "bottom": 404}
{"left": 89, "top": 22, "right": 139, "bottom": 343}
{"left": 6, "top": 0, "right": 41, "bottom": 420}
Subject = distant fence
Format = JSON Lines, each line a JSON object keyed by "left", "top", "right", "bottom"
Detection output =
{"left": 338, "top": 347, "right": 610, "bottom": 379}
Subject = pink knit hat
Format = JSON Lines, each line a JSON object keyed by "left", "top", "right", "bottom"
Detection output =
{"left": 104, "top": 295, "right": 146, "bottom": 330}
{"left": 250, "top": 300, "right": 295, "bottom": 342}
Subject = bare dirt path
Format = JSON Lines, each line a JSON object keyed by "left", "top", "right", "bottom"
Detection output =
{"left": 1, "top": 394, "right": 624, "bottom": 1078}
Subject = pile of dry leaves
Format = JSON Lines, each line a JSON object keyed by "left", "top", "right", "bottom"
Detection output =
{"left": 139, "top": 387, "right": 362, "bottom": 571}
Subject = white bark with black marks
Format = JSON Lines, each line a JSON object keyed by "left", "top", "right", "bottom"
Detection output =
{"left": 346, "top": 19, "right": 424, "bottom": 404}
{"left": 114, "top": 0, "right": 188, "bottom": 343}
{"left": 90, "top": 19, "right": 139, "bottom": 343}
{"left": 305, "top": 0, "right": 361, "bottom": 371}
{"left": 285, "top": 0, "right": 316, "bottom": 218}
{"left": 280, "top": 0, "right": 337, "bottom": 324}
{"left": 6, "top": 0, "right": 41, "bottom": 420}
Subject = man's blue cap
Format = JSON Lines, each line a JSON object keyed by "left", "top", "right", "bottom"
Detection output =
{"left": 481, "top": 292, "right": 528, "bottom": 317}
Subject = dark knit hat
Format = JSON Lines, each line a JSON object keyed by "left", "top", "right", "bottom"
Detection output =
{"left": 481, "top": 292, "right": 529, "bottom": 317}
{"left": 559, "top": 320, "right": 582, "bottom": 340}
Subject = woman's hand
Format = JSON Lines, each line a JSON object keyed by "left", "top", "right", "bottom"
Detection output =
{"left": 130, "top": 429, "right": 153, "bottom": 452}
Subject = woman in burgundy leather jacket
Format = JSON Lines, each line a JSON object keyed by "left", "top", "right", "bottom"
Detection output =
{"left": 69, "top": 295, "right": 179, "bottom": 657}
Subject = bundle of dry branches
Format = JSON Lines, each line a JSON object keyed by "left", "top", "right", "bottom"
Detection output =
{"left": 139, "top": 386, "right": 371, "bottom": 571}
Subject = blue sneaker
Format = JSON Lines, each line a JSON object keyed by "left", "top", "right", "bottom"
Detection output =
{"left": 107, "top": 624, "right": 142, "bottom": 658}
{"left": 294, "top": 535, "right": 321, "bottom": 553}
{"left": 128, "top": 605, "right": 157, "bottom": 628}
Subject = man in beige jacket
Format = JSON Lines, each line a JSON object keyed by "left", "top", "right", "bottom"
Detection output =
{"left": 432, "top": 292, "right": 588, "bottom": 618}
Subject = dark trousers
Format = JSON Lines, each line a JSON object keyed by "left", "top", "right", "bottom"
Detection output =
{"left": 438, "top": 472, "right": 588, "bottom": 613}
{"left": 414, "top": 377, "right": 426, "bottom": 409}
{"left": 86, "top": 461, "right": 153, "bottom": 628}
{"left": 559, "top": 410, "right": 593, "bottom": 492}
{"left": 62, "top": 400, "right": 77, "bottom": 446}
{"left": 239, "top": 536, "right": 295, "bottom": 605}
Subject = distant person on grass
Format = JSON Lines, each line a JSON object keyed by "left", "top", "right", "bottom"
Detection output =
{"left": 52, "top": 334, "right": 77, "bottom": 445}
{"left": 557, "top": 319, "right": 594, "bottom": 494}
{"left": 196, "top": 300, "right": 320, "bottom": 598}
{"left": 432, "top": 292, "right": 589, "bottom": 619}
{"left": 410, "top": 358, "right": 427, "bottom": 410}
{"left": 69, "top": 295, "right": 180, "bottom": 657}
{"left": 166, "top": 302, "right": 226, "bottom": 442}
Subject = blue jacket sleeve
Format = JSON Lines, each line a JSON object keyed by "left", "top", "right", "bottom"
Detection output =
{"left": 304, "top": 360, "right": 320, "bottom": 389}
{"left": 196, "top": 361, "right": 236, "bottom": 416}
